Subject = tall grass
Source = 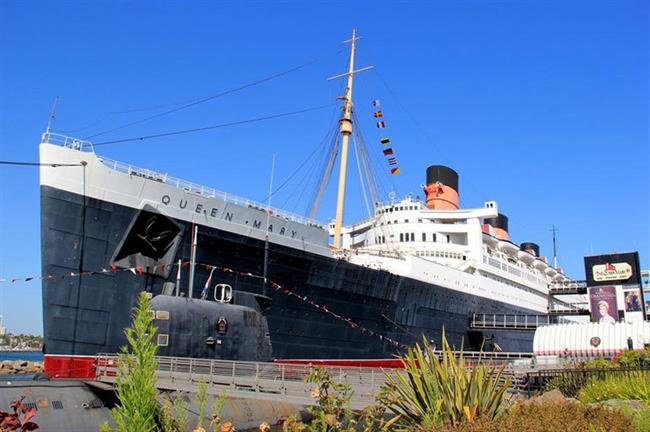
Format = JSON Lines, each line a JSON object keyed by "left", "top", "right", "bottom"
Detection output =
{"left": 577, "top": 371, "right": 650, "bottom": 403}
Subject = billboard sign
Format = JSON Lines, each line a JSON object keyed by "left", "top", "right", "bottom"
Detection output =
{"left": 588, "top": 285, "right": 618, "bottom": 324}
{"left": 584, "top": 252, "right": 645, "bottom": 320}
{"left": 624, "top": 286, "right": 643, "bottom": 312}
{"left": 592, "top": 262, "right": 633, "bottom": 282}
{"left": 584, "top": 252, "right": 639, "bottom": 286}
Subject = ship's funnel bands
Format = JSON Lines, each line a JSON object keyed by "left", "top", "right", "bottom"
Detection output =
{"left": 520, "top": 242, "right": 540, "bottom": 257}
{"left": 424, "top": 165, "right": 459, "bottom": 210}
{"left": 484, "top": 213, "right": 509, "bottom": 241}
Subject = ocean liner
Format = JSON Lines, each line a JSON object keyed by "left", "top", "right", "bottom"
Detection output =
{"left": 39, "top": 30, "right": 571, "bottom": 369}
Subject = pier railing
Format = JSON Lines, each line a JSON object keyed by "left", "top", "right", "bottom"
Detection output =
{"left": 95, "top": 354, "right": 389, "bottom": 408}
{"left": 95, "top": 352, "right": 537, "bottom": 406}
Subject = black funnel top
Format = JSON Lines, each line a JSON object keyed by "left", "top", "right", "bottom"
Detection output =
{"left": 426, "top": 165, "right": 459, "bottom": 191}
{"left": 520, "top": 242, "right": 540, "bottom": 257}
{"left": 484, "top": 213, "right": 509, "bottom": 232}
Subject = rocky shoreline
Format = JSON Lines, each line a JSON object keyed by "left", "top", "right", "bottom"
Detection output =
{"left": 0, "top": 360, "right": 44, "bottom": 375}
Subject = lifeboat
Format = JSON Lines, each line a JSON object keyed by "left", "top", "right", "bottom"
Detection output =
{"left": 545, "top": 266, "right": 557, "bottom": 277}
{"left": 482, "top": 233, "right": 498, "bottom": 247}
{"left": 517, "top": 250, "right": 535, "bottom": 264}
{"left": 497, "top": 239, "right": 519, "bottom": 256}
{"left": 533, "top": 258, "right": 548, "bottom": 271}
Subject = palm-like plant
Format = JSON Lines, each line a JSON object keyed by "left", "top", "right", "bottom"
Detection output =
{"left": 380, "top": 331, "right": 510, "bottom": 430}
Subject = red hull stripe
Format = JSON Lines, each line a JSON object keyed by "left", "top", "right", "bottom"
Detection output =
{"left": 44, "top": 354, "right": 97, "bottom": 379}
{"left": 274, "top": 358, "right": 405, "bottom": 368}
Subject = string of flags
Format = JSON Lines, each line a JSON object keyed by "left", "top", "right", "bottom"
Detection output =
{"left": 372, "top": 99, "right": 400, "bottom": 175}
{"left": 0, "top": 261, "right": 406, "bottom": 349}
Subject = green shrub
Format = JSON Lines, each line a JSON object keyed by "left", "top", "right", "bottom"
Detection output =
{"left": 599, "top": 400, "right": 650, "bottom": 432}
{"left": 103, "top": 292, "right": 159, "bottom": 432}
{"left": 496, "top": 401, "right": 633, "bottom": 432}
{"left": 380, "top": 332, "right": 509, "bottom": 430}
{"left": 584, "top": 357, "right": 618, "bottom": 369}
{"left": 281, "top": 366, "right": 389, "bottom": 432}
{"left": 615, "top": 348, "right": 650, "bottom": 369}
{"left": 578, "top": 371, "right": 650, "bottom": 403}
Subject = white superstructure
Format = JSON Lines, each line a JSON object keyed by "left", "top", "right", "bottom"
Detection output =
{"left": 331, "top": 196, "right": 571, "bottom": 312}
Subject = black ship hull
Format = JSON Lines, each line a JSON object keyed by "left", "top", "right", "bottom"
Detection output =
{"left": 41, "top": 185, "right": 536, "bottom": 360}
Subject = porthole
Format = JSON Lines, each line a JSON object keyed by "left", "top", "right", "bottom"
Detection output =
{"left": 157, "top": 334, "right": 169, "bottom": 346}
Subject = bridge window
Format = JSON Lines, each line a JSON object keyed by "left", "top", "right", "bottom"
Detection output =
{"left": 400, "top": 233, "right": 404, "bottom": 242}
{"left": 411, "top": 233, "right": 415, "bottom": 241}
{"left": 422, "top": 233, "right": 426, "bottom": 242}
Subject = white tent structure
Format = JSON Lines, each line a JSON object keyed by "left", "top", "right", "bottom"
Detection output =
{"left": 533, "top": 320, "right": 650, "bottom": 358}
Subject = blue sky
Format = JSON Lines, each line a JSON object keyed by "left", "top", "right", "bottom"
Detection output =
{"left": 1, "top": 0, "right": 648, "bottom": 335}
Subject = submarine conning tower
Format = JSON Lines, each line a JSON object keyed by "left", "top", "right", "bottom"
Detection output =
{"left": 520, "top": 242, "right": 540, "bottom": 257}
{"left": 484, "top": 213, "right": 509, "bottom": 241}
{"left": 423, "top": 165, "right": 459, "bottom": 210}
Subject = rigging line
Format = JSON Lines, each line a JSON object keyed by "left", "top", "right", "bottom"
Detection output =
{"left": 296, "top": 128, "right": 338, "bottom": 214}
{"left": 307, "top": 132, "right": 340, "bottom": 219}
{"left": 258, "top": 52, "right": 348, "bottom": 209}
{"left": 286, "top": 127, "right": 333, "bottom": 212}
{"left": 76, "top": 48, "right": 347, "bottom": 137}
{"left": 280, "top": 129, "right": 332, "bottom": 212}
{"left": 0, "top": 161, "right": 85, "bottom": 167}
{"left": 381, "top": 313, "right": 419, "bottom": 339}
{"left": 352, "top": 134, "right": 372, "bottom": 218}
{"left": 288, "top": 136, "right": 331, "bottom": 214}
{"left": 84, "top": 59, "right": 321, "bottom": 140}
{"left": 352, "top": 111, "right": 392, "bottom": 199}
{"left": 264, "top": 133, "right": 328, "bottom": 205}
{"left": 353, "top": 116, "right": 381, "bottom": 204}
{"left": 372, "top": 68, "right": 448, "bottom": 165}
{"left": 92, "top": 104, "right": 336, "bottom": 146}
{"left": 256, "top": 104, "right": 340, "bottom": 204}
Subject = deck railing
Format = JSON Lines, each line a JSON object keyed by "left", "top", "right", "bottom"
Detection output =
{"left": 41, "top": 132, "right": 94, "bottom": 152}
{"left": 42, "top": 133, "right": 325, "bottom": 229}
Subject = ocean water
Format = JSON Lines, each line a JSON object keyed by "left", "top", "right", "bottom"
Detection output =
{"left": 0, "top": 351, "right": 44, "bottom": 362}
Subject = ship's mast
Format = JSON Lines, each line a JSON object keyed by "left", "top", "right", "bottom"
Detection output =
{"left": 330, "top": 29, "right": 372, "bottom": 249}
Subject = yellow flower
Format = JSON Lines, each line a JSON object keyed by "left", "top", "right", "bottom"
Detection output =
{"left": 221, "top": 420, "right": 234, "bottom": 432}
{"left": 310, "top": 386, "right": 321, "bottom": 399}
{"left": 324, "top": 414, "right": 338, "bottom": 426}
{"left": 259, "top": 421, "right": 270, "bottom": 432}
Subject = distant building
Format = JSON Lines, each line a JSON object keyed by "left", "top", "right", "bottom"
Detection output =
{"left": 0, "top": 315, "right": 6, "bottom": 337}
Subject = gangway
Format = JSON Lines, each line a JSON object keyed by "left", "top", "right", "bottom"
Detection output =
{"left": 548, "top": 301, "right": 590, "bottom": 316}
{"left": 469, "top": 313, "right": 577, "bottom": 330}
{"left": 549, "top": 280, "right": 588, "bottom": 295}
